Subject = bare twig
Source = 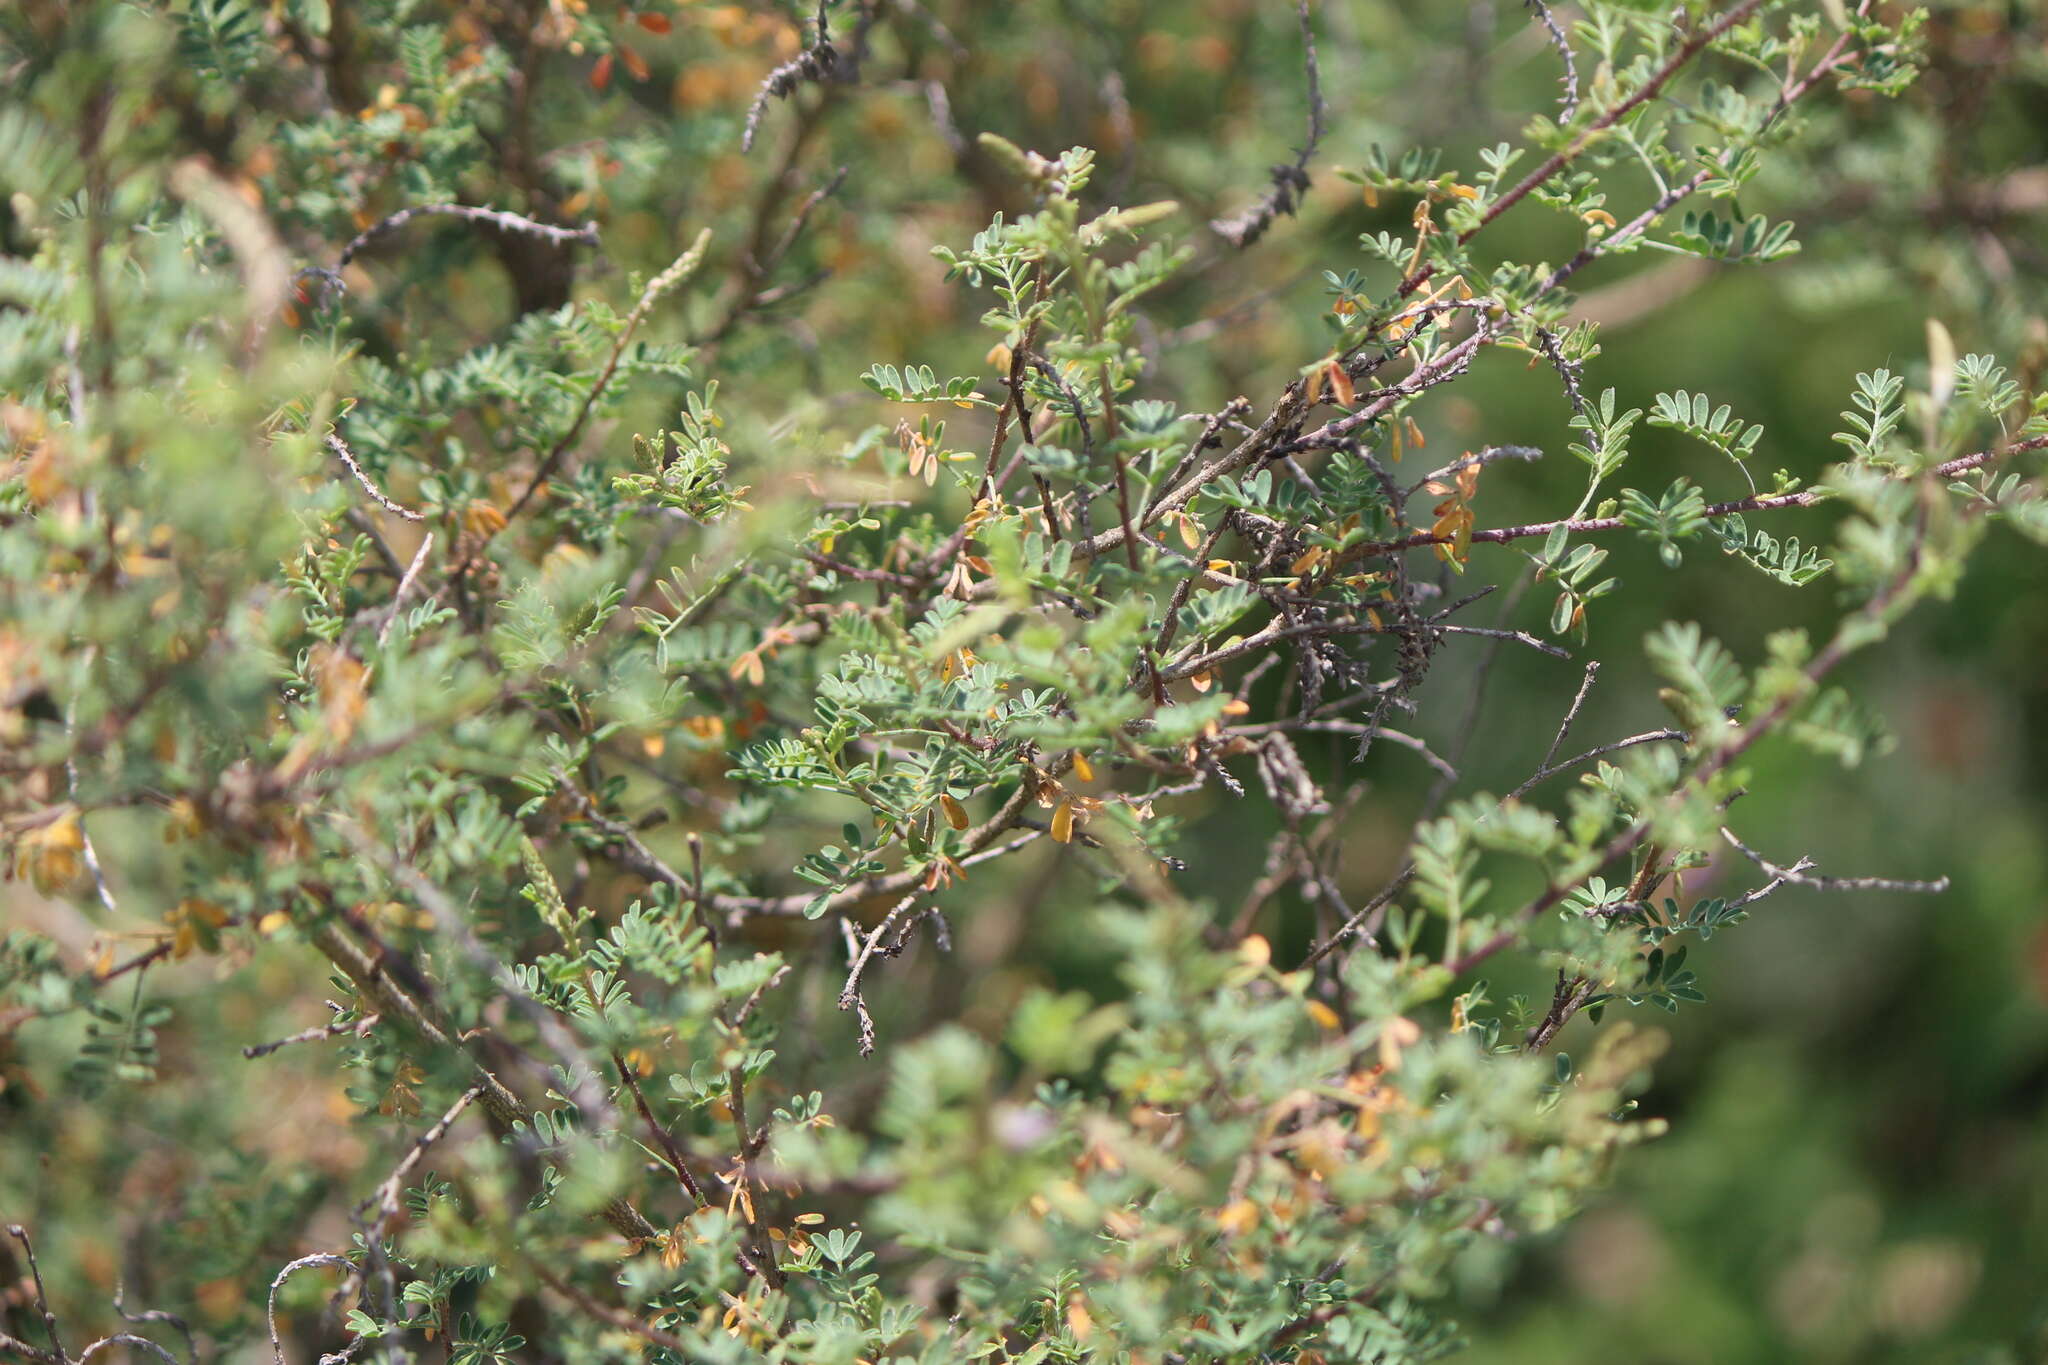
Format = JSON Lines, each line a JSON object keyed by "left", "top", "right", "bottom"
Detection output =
{"left": 1301, "top": 719, "right": 1687, "bottom": 969}
{"left": 76, "top": 1338, "right": 177, "bottom": 1365}
{"left": 300, "top": 203, "right": 598, "bottom": 304}
{"left": 1524, "top": 0, "right": 1580, "bottom": 121}
{"left": 1504, "top": 727, "right": 1688, "bottom": 805}
{"left": 613, "top": 1054, "right": 713, "bottom": 1208}
{"left": 1720, "top": 828, "right": 1950, "bottom": 895}
{"left": 1401, "top": 445, "right": 1544, "bottom": 502}
{"left": 374, "top": 533, "right": 434, "bottom": 649}
{"left": 525, "top": 1261, "right": 691, "bottom": 1356}
{"left": 324, "top": 434, "right": 424, "bottom": 522}
{"left": 1212, "top": 0, "right": 1325, "bottom": 249}
{"left": 0, "top": 1331, "right": 62, "bottom": 1365}
{"left": 1543, "top": 7, "right": 1877, "bottom": 298}
{"left": 742, "top": 2, "right": 838, "bottom": 152}
{"left": 6, "top": 1227, "right": 66, "bottom": 1365}
{"left": 733, "top": 964, "right": 791, "bottom": 1028}
{"left": 700, "top": 163, "right": 849, "bottom": 348}
{"left": 838, "top": 891, "right": 922, "bottom": 1056}
{"left": 1523, "top": 970, "right": 1595, "bottom": 1053}
{"left": 110, "top": 1286, "right": 192, "bottom": 1365}
{"left": 267, "top": 1255, "right": 356, "bottom": 1365}
{"left": 355, "top": 1086, "right": 482, "bottom": 1224}
{"left": 243, "top": 1004, "right": 379, "bottom": 1059}
{"left": 1163, "top": 614, "right": 1569, "bottom": 683}
{"left": 1541, "top": 661, "right": 1601, "bottom": 772}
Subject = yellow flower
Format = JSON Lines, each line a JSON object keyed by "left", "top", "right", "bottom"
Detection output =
{"left": 459, "top": 498, "right": 508, "bottom": 537}
{"left": 166, "top": 897, "right": 230, "bottom": 959}
{"left": 15, "top": 810, "right": 85, "bottom": 894}
{"left": 1215, "top": 1199, "right": 1260, "bottom": 1236}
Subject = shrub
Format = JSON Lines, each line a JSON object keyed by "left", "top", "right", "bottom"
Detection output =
{"left": 1, "top": 2, "right": 2042, "bottom": 1363}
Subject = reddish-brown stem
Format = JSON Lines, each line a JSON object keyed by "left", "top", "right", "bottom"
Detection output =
{"left": 1396, "top": 0, "right": 1768, "bottom": 300}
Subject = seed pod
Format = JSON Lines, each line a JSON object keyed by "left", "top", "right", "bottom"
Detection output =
{"left": 1326, "top": 361, "right": 1354, "bottom": 407}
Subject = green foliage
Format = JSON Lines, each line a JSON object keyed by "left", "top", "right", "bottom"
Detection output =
{"left": 1619, "top": 478, "right": 1711, "bottom": 568}
{"left": 1667, "top": 209, "right": 1800, "bottom": 263}
{"left": 1709, "top": 514, "right": 1833, "bottom": 586}
{"left": 1648, "top": 389, "right": 1764, "bottom": 467}
{"left": 1, "top": 2, "right": 2041, "bottom": 1363}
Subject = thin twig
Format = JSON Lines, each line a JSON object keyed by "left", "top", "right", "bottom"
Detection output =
{"left": 1445, "top": 505, "right": 1941, "bottom": 978}
{"left": 1163, "top": 614, "right": 1568, "bottom": 683}
{"left": 1212, "top": 0, "right": 1325, "bottom": 248}
{"left": 1720, "top": 827, "right": 1950, "bottom": 895}
{"left": 838, "top": 891, "right": 922, "bottom": 1056}
{"left": 1341, "top": 434, "right": 2048, "bottom": 559}
{"left": 742, "top": 1, "right": 838, "bottom": 152}
{"left": 1541, "top": 661, "right": 1601, "bottom": 772}
{"left": 1504, "top": 727, "right": 1688, "bottom": 805}
{"left": 1402, "top": 445, "right": 1544, "bottom": 502}
{"left": 267, "top": 1255, "right": 356, "bottom": 1365}
{"left": 733, "top": 964, "right": 791, "bottom": 1028}
{"left": 0, "top": 1331, "right": 62, "bottom": 1365}
{"left": 111, "top": 1285, "right": 192, "bottom": 1365}
{"left": 525, "top": 1261, "right": 691, "bottom": 1356}
{"left": 1523, "top": 970, "right": 1594, "bottom": 1053}
{"left": 471, "top": 229, "right": 713, "bottom": 560}
{"left": 613, "top": 1054, "right": 713, "bottom": 1208}
{"left": 1398, "top": 0, "right": 1768, "bottom": 299}
{"left": 300, "top": 203, "right": 597, "bottom": 304}
{"left": 355, "top": 1086, "right": 482, "bottom": 1224}
{"left": 1537, "top": 7, "right": 1874, "bottom": 298}
{"left": 376, "top": 533, "right": 434, "bottom": 649}
{"left": 324, "top": 434, "right": 423, "bottom": 522}
{"left": 1302, "top": 720, "right": 1687, "bottom": 969}
{"left": 77, "top": 1339, "right": 177, "bottom": 1365}
{"left": 1524, "top": 0, "right": 1580, "bottom": 122}
{"left": 243, "top": 1005, "right": 379, "bottom": 1059}
{"left": 7, "top": 1227, "right": 66, "bottom": 1365}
